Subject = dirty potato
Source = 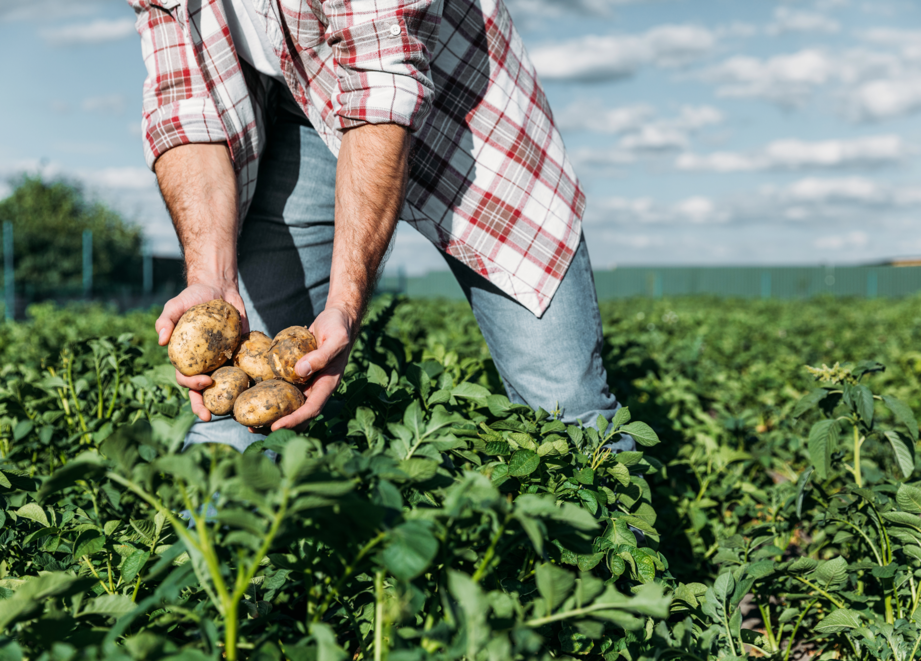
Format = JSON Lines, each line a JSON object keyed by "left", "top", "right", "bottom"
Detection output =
{"left": 168, "top": 299, "right": 243, "bottom": 376}
{"left": 202, "top": 366, "right": 251, "bottom": 416}
{"left": 267, "top": 326, "right": 318, "bottom": 384}
{"left": 233, "top": 330, "right": 275, "bottom": 382}
{"left": 233, "top": 379, "right": 305, "bottom": 428}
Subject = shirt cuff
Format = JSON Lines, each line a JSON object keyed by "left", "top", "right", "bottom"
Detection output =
{"left": 141, "top": 97, "right": 228, "bottom": 170}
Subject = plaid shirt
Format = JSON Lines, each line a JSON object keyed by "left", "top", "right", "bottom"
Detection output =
{"left": 129, "top": 0, "right": 584, "bottom": 316}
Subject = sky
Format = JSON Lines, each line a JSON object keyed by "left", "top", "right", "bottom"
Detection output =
{"left": 0, "top": 0, "right": 919, "bottom": 273}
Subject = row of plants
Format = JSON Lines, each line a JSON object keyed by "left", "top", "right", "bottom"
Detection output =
{"left": 1, "top": 295, "right": 921, "bottom": 659}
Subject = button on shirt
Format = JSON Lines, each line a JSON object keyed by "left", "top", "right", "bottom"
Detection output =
{"left": 127, "top": 0, "right": 585, "bottom": 317}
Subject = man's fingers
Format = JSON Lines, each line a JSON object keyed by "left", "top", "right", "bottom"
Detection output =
{"left": 270, "top": 377, "right": 337, "bottom": 431}
{"left": 295, "top": 335, "right": 348, "bottom": 379}
{"left": 176, "top": 370, "right": 212, "bottom": 391}
{"left": 189, "top": 390, "right": 211, "bottom": 422}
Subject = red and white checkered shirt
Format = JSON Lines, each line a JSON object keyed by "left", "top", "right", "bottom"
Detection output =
{"left": 128, "top": 0, "right": 584, "bottom": 316}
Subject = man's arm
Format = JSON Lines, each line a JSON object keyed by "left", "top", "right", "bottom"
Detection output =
{"left": 154, "top": 142, "right": 249, "bottom": 422}
{"left": 272, "top": 122, "right": 411, "bottom": 430}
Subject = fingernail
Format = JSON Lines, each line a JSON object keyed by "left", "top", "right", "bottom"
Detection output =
{"left": 158, "top": 329, "right": 168, "bottom": 345}
{"left": 295, "top": 361, "right": 312, "bottom": 378}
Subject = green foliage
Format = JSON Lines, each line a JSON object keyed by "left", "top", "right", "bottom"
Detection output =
{"left": 0, "top": 175, "right": 143, "bottom": 292}
{"left": 4, "top": 294, "right": 921, "bottom": 660}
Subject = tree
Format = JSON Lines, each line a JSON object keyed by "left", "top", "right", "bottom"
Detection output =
{"left": 0, "top": 174, "right": 144, "bottom": 294}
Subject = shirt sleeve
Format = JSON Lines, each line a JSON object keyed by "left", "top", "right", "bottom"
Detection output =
{"left": 128, "top": 0, "right": 228, "bottom": 170}
{"left": 321, "top": 0, "right": 443, "bottom": 132}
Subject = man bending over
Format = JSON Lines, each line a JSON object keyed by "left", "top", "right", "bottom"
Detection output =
{"left": 128, "top": 0, "right": 632, "bottom": 452}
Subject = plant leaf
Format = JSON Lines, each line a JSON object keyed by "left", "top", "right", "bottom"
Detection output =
{"left": 884, "top": 395, "right": 920, "bottom": 442}
{"left": 808, "top": 419, "right": 839, "bottom": 480}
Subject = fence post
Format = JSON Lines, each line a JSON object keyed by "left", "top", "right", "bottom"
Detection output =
{"left": 3, "top": 222, "right": 13, "bottom": 322}
{"left": 761, "top": 271, "right": 771, "bottom": 299}
{"left": 143, "top": 243, "right": 153, "bottom": 295}
{"left": 82, "top": 230, "right": 93, "bottom": 299}
{"left": 867, "top": 271, "right": 878, "bottom": 299}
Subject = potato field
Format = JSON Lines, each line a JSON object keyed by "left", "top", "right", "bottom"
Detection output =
{"left": 3, "top": 295, "right": 921, "bottom": 661}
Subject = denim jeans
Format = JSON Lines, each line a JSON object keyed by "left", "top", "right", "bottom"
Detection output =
{"left": 186, "top": 91, "right": 632, "bottom": 453}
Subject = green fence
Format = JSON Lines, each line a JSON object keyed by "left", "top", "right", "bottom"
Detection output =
{"left": 377, "top": 265, "right": 921, "bottom": 301}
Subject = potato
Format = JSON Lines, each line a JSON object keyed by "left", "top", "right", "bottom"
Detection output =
{"left": 267, "top": 326, "right": 318, "bottom": 384}
{"left": 202, "top": 367, "right": 251, "bottom": 416}
{"left": 233, "top": 379, "right": 305, "bottom": 428}
{"left": 233, "top": 331, "right": 275, "bottom": 382}
{"left": 168, "top": 299, "right": 243, "bottom": 376}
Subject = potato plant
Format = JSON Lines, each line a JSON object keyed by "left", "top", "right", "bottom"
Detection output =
{"left": 3, "top": 295, "right": 921, "bottom": 660}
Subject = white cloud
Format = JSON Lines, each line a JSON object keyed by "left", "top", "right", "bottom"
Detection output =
{"left": 556, "top": 103, "right": 654, "bottom": 134}
{"left": 592, "top": 195, "right": 730, "bottom": 224}
{"left": 505, "top": 0, "right": 665, "bottom": 18}
{"left": 677, "top": 135, "right": 909, "bottom": 172}
{"left": 82, "top": 94, "right": 126, "bottom": 114}
{"left": 42, "top": 17, "right": 136, "bottom": 46}
{"left": 0, "top": 0, "right": 107, "bottom": 22}
{"left": 531, "top": 24, "right": 715, "bottom": 82}
{"left": 847, "top": 76, "right": 921, "bottom": 121}
{"left": 814, "top": 231, "right": 870, "bottom": 250}
{"left": 701, "top": 48, "right": 904, "bottom": 109}
{"left": 80, "top": 166, "right": 156, "bottom": 191}
{"left": 767, "top": 8, "right": 840, "bottom": 34}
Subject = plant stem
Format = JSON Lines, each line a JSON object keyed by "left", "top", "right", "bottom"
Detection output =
{"left": 105, "top": 358, "right": 120, "bottom": 419}
{"left": 758, "top": 602, "right": 778, "bottom": 653}
{"left": 83, "top": 556, "right": 113, "bottom": 595}
{"left": 784, "top": 599, "right": 816, "bottom": 661}
{"left": 472, "top": 515, "right": 509, "bottom": 584}
{"left": 374, "top": 570, "right": 385, "bottom": 661}
{"left": 854, "top": 425, "right": 863, "bottom": 488}
{"left": 313, "top": 532, "right": 386, "bottom": 623}
{"left": 793, "top": 576, "right": 846, "bottom": 608}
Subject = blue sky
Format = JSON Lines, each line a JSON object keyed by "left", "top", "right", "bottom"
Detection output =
{"left": 1, "top": 0, "right": 919, "bottom": 273}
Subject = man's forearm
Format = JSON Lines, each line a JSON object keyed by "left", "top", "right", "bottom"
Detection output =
{"left": 154, "top": 143, "right": 239, "bottom": 285}
{"left": 328, "top": 124, "right": 411, "bottom": 327}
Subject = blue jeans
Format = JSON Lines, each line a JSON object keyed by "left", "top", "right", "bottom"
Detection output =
{"left": 186, "top": 92, "right": 631, "bottom": 453}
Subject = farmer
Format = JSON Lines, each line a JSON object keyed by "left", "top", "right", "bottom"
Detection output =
{"left": 130, "top": 0, "right": 632, "bottom": 452}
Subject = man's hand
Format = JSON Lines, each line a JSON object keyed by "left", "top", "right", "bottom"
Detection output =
{"left": 156, "top": 281, "right": 248, "bottom": 422}
{"left": 268, "top": 306, "right": 355, "bottom": 431}
{"left": 153, "top": 142, "right": 240, "bottom": 422}
{"left": 264, "top": 122, "right": 411, "bottom": 431}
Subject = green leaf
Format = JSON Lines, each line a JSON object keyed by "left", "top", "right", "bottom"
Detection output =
{"left": 120, "top": 550, "right": 150, "bottom": 584}
{"left": 884, "top": 430, "right": 915, "bottom": 479}
{"left": 611, "top": 407, "right": 631, "bottom": 430}
{"left": 508, "top": 450, "right": 540, "bottom": 477}
{"left": 851, "top": 385, "right": 874, "bottom": 425}
{"left": 796, "top": 465, "right": 814, "bottom": 519}
{"left": 815, "top": 556, "right": 847, "bottom": 587}
{"left": 13, "top": 420, "right": 33, "bottom": 442}
{"left": 619, "top": 422, "right": 659, "bottom": 447}
{"left": 713, "top": 572, "right": 735, "bottom": 603}
{"left": 793, "top": 388, "right": 829, "bottom": 418}
{"left": 398, "top": 458, "right": 439, "bottom": 482}
{"left": 452, "top": 382, "right": 491, "bottom": 402}
{"left": 897, "top": 483, "right": 921, "bottom": 514}
{"left": 884, "top": 395, "right": 919, "bottom": 442}
{"left": 536, "top": 563, "right": 576, "bottom": 612}
{"left": 609, "top": 463, "right": 631, "bottom": 487}
{"left": 808, "top": 419, "right": 839, "bottom": 480}
{"left": 73, "top": 531, "right": 105, "bottom": 561}
{"left": 815, "top": 609, "right": 861, "bottom": 634}
{"left": 382, "top": 521, "right": 439, "bottom": 581}
{"left": 80, "top": 594, "right": 135, "bottom": 618}
{"left": 15, "top": 503, "right": 49, "bottom": 527}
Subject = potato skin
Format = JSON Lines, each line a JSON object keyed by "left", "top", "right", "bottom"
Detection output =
{"left": 168, "top": 300, "right": 243, "bottom": 376}
{"left": 233, "top": 379, "right": 305, "bottom": 428}
{"left": 267, "top": 326, "right": 318, "bottom": 384}
{"left": 233, "top": 331, "right": 275, "bottom": 382}
{"left": 203, "top": 367, "right": 251, "bottom": 416}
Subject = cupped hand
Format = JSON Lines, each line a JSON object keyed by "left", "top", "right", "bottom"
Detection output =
{"left": 156, "top": 281, "right": 249, "bottom": 422}
{"left": 266, "top": 306, "right": 356, "bottom": 432}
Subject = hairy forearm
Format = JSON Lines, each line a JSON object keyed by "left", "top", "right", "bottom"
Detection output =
{"left": 154, "top": 143, "right": 239, "bottom": 285}
{"left": 329, "top": 123, "right": 411, "bottom": 325}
